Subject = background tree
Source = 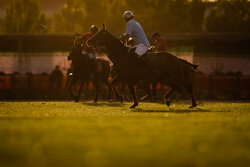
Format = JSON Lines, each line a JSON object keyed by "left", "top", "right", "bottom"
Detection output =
{"left": 206, "top": 0, "right": 250, "bottom": 32}
{"left": 52, "top": 0, "right": 126, "bottom": 34}
{"left": 1, "top": 0, "right": 49, "bottom": 33}
{"left": 2, "top": 0, "right": 249, "bottom": 34}
{"left": 53, "top": 0, "right": 87, "bottom": 33}
{"left": 188, "top": 0, "right": 206, "bottom": 32}
{"left": 102, "top": 0, "right": 126, "bottom": 34}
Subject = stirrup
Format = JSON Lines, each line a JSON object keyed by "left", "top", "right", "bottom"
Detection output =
{"left": 148, "top": 46, "right": 153, "bottom": 52}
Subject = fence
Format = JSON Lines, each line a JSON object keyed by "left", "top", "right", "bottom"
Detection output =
{"left": 0, "top": 34, "right": 250, "bottom": 100}
{"left": 1, "top": 33, "right": 250, "bottom": 54}
{"left": 0, "top": 74, "right": 249, "bottom": 100}
{"left": 194, "top": 74, "right": 250, "bottom": 99}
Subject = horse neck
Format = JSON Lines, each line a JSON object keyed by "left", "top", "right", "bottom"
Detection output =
{"left": 72, "top": 53, "right": 88, "bottom": 68}
{"left": 104, "top": 37, "right": 128, "bottom": 65}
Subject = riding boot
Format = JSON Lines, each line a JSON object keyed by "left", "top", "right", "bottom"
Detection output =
{"left": 128, "top": 47, "right": 139, "bottom": 60}
{"left": 128, "top": 47, "right": 136, "bottom": 55}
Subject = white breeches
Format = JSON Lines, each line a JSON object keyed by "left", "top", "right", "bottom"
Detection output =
{"left": 135, "top": 43, "right": 149, "bottom": 56}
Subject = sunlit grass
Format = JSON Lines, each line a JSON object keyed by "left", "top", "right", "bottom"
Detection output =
{"left": 0, "top": 101, "right": 249, "bottom": 167}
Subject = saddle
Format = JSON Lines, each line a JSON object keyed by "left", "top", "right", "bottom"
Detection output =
{"left": 127, "top": 45, "right": 154, "bottom": 58}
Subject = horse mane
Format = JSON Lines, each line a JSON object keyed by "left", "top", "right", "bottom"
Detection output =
{"left": 105, "top": 30, "right": 128, "bottom": 51}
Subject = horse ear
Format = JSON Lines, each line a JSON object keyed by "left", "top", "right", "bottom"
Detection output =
{"left": 75, "top": 32, "right": 81, "bottom": 36}
{"left": 75, "top": 33, "right": 81, "bottom": 41}
{"left": 74, "top": 38, "right": 79, "bottom": 45}
{"left": 102, "top": 24, "right": 106, "bottom": 30}
{"left": 74, "top": 33, "right": 78, "bottom": 40}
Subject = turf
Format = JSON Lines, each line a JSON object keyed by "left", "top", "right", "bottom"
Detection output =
{"left": 0, "top": 101, "right": 249, "bottom": 167}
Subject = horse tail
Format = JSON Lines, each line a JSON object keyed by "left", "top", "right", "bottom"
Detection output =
{"left": 179, "top": 58, "right": 199, "bottom": 70}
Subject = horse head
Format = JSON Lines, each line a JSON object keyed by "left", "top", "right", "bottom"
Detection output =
{"left": 68, "top": 34, "right": 83, "bottom": 61}
{"left": 87, "top": 24, "right": 130, "bottom": 66}
{"left": 87, "top": 26, "right": 108, "bottom": 48}
{"left": 87, "top": 24, "right": 124, "bottom": 48}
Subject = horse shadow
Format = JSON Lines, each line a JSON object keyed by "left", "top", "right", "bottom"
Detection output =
{"left": 81, "top": 101, "right": 210, "bottom": 112}
{"left": 132, "top": 107, "right": 210, "bottom": 113}
{"left": 82, "top": 101, "right": 126, "bottom": 107}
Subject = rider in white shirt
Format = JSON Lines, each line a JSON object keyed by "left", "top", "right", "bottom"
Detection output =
{"left": 123, "top": 11, "right": 150, "bottom": 57}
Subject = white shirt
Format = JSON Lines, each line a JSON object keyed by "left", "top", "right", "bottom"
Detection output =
{"left": 125, "top": 19, "right": 150, "bottom": 47}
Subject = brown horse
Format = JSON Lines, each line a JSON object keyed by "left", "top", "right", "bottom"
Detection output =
{"left": 87, "top": 25, "right": 198, "bottom": 108}
{"left": 67, "top": 35, "right": 112, "bottom": 102}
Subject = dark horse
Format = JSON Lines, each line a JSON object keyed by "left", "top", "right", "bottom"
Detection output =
{"left": 87, "top": 25, "right": 198, "bottom": 108}
{"left": 67, "top": 35, "right": 112, "bottom": 102}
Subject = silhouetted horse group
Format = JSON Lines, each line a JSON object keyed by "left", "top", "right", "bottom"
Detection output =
{"left": 67, "top": 36, "right": 113, "bottom": 102}
{"left": 67, "top": 25, "right": 198, "bottom": 108}
{"left": 87, "top": 25, "right": 199, "bottom": 108}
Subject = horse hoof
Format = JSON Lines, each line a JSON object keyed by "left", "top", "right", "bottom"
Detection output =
{"left": 129, "top": 104, "right": 138, "bottom": 108}
{"left": 118, "top": 96, "right": 123, "bottom": 103}
{"left": 164, "top": 99, "right": 170, "bottom": 107}
{"left": 188, "top": 105, "right": 196, "bottom": 108}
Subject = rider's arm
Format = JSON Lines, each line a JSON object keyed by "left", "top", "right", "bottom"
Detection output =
{"left": 124, "top": 21, "right": 133, "bottom": 46}
{"left": 124, "top": 33, "right": 132, "bottom": 46}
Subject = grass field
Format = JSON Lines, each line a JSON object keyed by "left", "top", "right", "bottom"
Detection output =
{"left": 0, "top": 101, "right": 249, "bottom": 167}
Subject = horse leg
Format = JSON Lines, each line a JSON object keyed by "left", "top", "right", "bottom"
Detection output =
{"left": 112, "top": 86, "right": 122, "bottom": 101}
{"left": 128, "top": 84, "right": 138, "bottom": 108}
{"left": 147, "top": 82, "right": 158, "bottom": 102}
{"left": 152, "top": 82, "right": 157, "bottom": 97}
{"left": 75, "top": 81, "right": 84, "bottom": 102}
{"left": 93, "top": 80, "right": 99, "bottom": 102}
{"left": 68, "top": 83, "right": 75, "bottom": 100}
{"left": 111, "top": 75, "right": 124, "bottom": 102}
{"left": 163, "top": 87, "right": 177, "bottom": 107}
{"left": 104, "top": 78, "right": 112, "bottom": 102}
{"left": 184, "top": 84, "right": 197, "bottom": 108}
{"left": 139, "top": 82, "right": 152, "bottom": 102}
{"left": 147, "top": 84, "right": 153, "bottom": 102}
{"left": 107, "top": 84, "right": 112, "bottom": 102}
{"left": 189, "top": 93, "right": 197, "bottom": 108}
{"left": 121, "top": 82, "right": 129, "bottom": 103}
{"left": 65, "top": 74, "right": 72, "bottom": 90}
{"left": 68, "top": 78, "right": 78, "bottom": 101}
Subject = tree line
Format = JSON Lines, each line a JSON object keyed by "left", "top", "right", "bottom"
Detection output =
{"left": 1, "top": 0, "right": 250, "bottom": 34}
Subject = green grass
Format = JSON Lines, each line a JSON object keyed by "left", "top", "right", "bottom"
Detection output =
{"left": 0, "top": 101, "right": 249, "bottom": 167}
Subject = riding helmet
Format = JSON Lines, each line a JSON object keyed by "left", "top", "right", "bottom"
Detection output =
{"left": 123, "top": 11, "right": 134, "bottom": 19}
{"left": 90, "top": 25, "right": 99, "bottom": 34}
